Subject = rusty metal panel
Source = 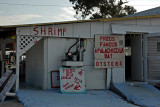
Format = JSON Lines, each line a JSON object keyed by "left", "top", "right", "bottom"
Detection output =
{"left": 74, "top": 22, "right": 91, "bottom": 38}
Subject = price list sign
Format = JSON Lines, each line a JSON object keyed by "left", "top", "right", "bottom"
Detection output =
{"left": 94, "top": 35, "right": 125, "bottom": 68}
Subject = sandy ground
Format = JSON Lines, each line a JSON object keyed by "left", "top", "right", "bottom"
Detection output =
{"left": 0, "top": 96, "right": 23, "bottom": 107}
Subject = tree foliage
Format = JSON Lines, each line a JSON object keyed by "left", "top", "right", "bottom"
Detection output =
{"left": 69, "top": 0, "right": 137, "bottom": 19}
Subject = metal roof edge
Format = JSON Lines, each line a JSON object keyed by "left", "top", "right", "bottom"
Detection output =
{"left": 1, "top": 15, "right": 160, "bottom": 28}
{"left": 100, "top": 15, "right": 160, "bottom": 21}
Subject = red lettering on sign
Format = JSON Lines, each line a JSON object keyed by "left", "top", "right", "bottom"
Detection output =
{"left": 65, "top": 84, "right": 74, "bottom": 90}
{"left": 96, "top": 61, "right": 99, "bottom": 66}
{"left": 104, "top": 62, "right": 106, "bottom": 66}
{"left": 63, "top": 82, "right": 69, "bottom": 88}
{"left": 104, "top": 54, "right": 113, "bottom": 59}
{"left": 58, "top": 28, "right": 62, "bottom": 36}
{"left": 107, "top": 62, "right": 110, "bottom": 66}
{"left": 100, "top": 42, "right": 117, "bottom": 47}
{"left": 115, "top": 61, "right": 118, "bottom": 66}
{"left": 54, "top": 28, "right": 56, "bottom": 35}
{"left": 34, "top": 40, "right": 38, "bottom": 43}
{"left": 78, "top": 69, "right": 83, "bottom": 76}
{"left": 74, "top": 77, "right": 82, "bottom": 84}
{"left": 63, "top": 28, "right": 66, "bottom": 36}
{"left": 95, "top": 60, "right": 123, "bottom": 67}
{"left": 33, "top": 27, "right": 38, "bottom": 35}
{"left": 61, "top": 76, "right": 71, "bottom": 80}
{"left": 32, "top": 27, "right": 66, "bottom": 36}
{"left": 119, "top": 61, "right": 122, "bottom": 66}
{"left": 41, "top": 27, "right": 46, "bottom": 35}
{"left": 48, "top": 27, "right": 53, "bottom": 35}
{"left": 61, "top": 68, "right": 76, "bottom": 80}
{"left": 100, "top": 36, "right": 115, "bottom": 41}
{"left": 63, "top": 82, "right": 74, "bottom": 90}
{"left": 95, "top": 48, "right": 124, "bottom": 54}
{"left": 111, "top": 62, "right": 114, "bottom": 66}
{"left": 74, "top": 84, "right": 81, "bottom": 90}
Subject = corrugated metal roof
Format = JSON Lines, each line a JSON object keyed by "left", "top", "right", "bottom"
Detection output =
{"left": 126, "top": 6, "right": 160, "bottom": 17}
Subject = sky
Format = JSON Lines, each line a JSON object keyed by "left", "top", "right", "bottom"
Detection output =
{"left": 0, "top": 0, "right": 160, "bottom": 26}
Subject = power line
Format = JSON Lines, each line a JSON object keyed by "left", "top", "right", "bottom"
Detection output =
{"left": 0, "top": 3, "right": 72, "bottom": 7}
{"left": 0, "top": 2, "right": 159, "bottom": 7}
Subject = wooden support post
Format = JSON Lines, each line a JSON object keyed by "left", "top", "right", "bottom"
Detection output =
{"left": 143, "top": 35, "right": 147, "bottom": 81}
{"left": 16, "top": 54, "right": 20, "bottom": 91}
{"left": 16, "top": 35, "right": 20, "bottom": 91}
{"left": 1, "top": 43, "right": 5, "bottom": 77}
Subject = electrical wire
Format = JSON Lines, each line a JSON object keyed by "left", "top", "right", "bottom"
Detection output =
{"left": 0, "top": 2, "right": 159, "bottom": 7}
{"left": 0, "top": 3, "right": 72, "bottom": 7}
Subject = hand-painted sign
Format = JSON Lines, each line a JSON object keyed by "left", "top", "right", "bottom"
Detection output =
{"left": 31, "top": 26, "right": 66, "bottom": 36}
{"left": 59, "top": 67, "right": 86, "bottom": 93}
{"left": 16, "top": 25, "right": 70, "bottom": 37}
{"left": 94, "top": 35, "right": 125, "bottom": 68}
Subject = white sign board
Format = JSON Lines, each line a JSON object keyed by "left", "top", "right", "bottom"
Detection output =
{"left": 59, "top": 67, "right": 86, "bottom": 93}
{"left": 17, "top": 26, "right": 67, "bottom": 37}
{"left": 94, "top": 35, "right": 125, "bottom": 68}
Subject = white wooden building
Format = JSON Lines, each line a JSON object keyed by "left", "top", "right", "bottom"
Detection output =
{"left": 0, "top": 7, "right": 160, "bottom": 91}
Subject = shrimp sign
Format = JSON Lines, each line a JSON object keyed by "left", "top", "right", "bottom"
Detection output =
{"left": 16, "top": 26, "right": 68, "bottom": 37}
{"left": 59, "top": 67, "right": 86, "bottom": 93}
{"left": 94, "top": 35, "right": 125, "bottom": 68}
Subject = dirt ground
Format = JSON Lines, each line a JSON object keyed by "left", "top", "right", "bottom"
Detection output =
{"left": 0, "top": 96, "right": 23, "bottom": 107}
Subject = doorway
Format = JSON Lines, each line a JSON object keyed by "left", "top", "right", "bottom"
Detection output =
{"left": 125, "top": 34, "right": 144, "bottom": 81}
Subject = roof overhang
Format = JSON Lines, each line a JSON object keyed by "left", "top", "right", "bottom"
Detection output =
{"left": 0, "top": 15, "right": 160, "bottom": 28}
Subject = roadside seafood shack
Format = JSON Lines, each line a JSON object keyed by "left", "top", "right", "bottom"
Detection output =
{"left": 0, "top": 7, "right": 160, "bottom": 94}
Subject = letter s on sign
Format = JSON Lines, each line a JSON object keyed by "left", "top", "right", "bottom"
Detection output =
{"left": 33, "top": 27, "right": 38, "bottom": 35}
